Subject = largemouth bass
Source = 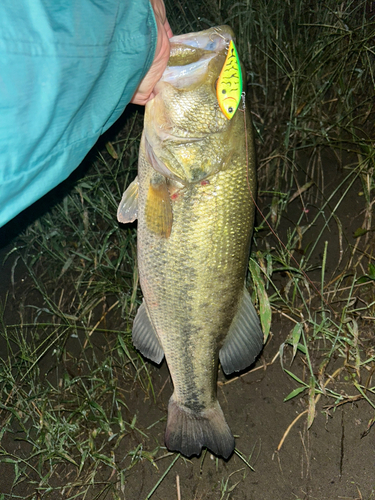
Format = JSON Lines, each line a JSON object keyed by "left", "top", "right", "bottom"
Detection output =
{"left": 118, "top": 26, "right": 263, "bottom": 459}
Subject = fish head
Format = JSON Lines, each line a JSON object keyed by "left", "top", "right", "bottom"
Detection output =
{"left": 144, "top": 26, "right": 243, "bottom": 185}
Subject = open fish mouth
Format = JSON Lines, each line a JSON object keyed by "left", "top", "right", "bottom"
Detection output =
{"left": 159, "top": 52, "right": 217, "bottom": 89}
{"left": 157, "top": 27, "right": 233, "bottom": 90}
{"left": 169, "top": 26, "right": 232, "bottom": 52}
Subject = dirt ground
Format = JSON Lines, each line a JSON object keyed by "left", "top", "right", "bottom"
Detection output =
{"left": 121, "top": 335, "right": 375, "bottom": 500}
{"left": 0, "top": 151, "right": 374, "bottom": 500}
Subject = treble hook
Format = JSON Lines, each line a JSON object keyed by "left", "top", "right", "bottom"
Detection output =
{"left": 209, "top": 27, "right": 230, "bottom": 49}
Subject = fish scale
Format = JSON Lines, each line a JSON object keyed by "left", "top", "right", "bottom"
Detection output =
{"left": 117, "top": 26, "right": 264, "bottom": 458}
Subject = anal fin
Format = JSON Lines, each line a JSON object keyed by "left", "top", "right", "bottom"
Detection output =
{"left": 219, "top": 286, "right": 263, "bottom": 375}
{"left": 132, "top": 301, "right": 164, "bottom": 364}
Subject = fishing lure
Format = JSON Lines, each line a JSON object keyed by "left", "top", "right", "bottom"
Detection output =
{"left": 216, "top": 39, "right": 243, "bottom": 120}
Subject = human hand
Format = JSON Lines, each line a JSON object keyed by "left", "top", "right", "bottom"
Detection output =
{"left": 131, "top": 0, "right": 173, "bottom": 105}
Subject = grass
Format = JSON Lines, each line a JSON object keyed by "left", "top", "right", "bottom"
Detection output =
{"left": 1, "top": 0, "right": 375, "bottom": 498}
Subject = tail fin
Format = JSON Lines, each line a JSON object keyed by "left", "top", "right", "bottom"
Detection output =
{"left": 164, "top": 396, "right": 235, "bottom": 459}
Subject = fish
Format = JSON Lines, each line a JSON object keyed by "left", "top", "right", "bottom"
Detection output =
{"left": 117, "top": 25, "right": 263, "bottom": 459}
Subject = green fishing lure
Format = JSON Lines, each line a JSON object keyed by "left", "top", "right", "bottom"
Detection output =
{"left": 216, "top": 40, "right": 243, "bottom": 120}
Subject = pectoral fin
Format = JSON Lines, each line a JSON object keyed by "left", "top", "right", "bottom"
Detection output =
{"left": 145, "top": 176, "right": 173, "bottom": 238}
{"left": 117, "top": 177, "right": 139, "bottom": 223}
{"left": 219, "top": 286, "right": 263, "bottom": 375}
{"left": 132, "top": 301, "right": 164, "bottom": 365}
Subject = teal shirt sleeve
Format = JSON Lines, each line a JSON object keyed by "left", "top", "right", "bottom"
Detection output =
{"left": 0, "top": 0, "right": 157, "bottom": 228}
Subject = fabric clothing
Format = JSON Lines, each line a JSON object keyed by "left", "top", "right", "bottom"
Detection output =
{"left": 0, "top": 0, "right": 157, "bottom": 228}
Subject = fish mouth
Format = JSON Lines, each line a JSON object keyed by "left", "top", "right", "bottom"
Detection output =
{"left": 169, "top": 26, "right": 233, "bottom": 52}
{"left": 159, "top": 53, "right": 217, "bottom": 89}
{"left": 158, "top": 27, "right": 233, "bottom": 89}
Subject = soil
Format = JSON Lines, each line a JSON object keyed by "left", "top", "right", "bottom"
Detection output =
{"left": 0, "top": 148, "right": 374, "bottom": 499}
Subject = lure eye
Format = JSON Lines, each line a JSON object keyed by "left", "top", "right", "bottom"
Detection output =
{"left": 228, "top": 107, "right": 233, "bottom": 113}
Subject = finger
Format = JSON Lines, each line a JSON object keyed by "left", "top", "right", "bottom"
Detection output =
{"left": 164, "top": 19, "right": 173, "bottom": 38}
